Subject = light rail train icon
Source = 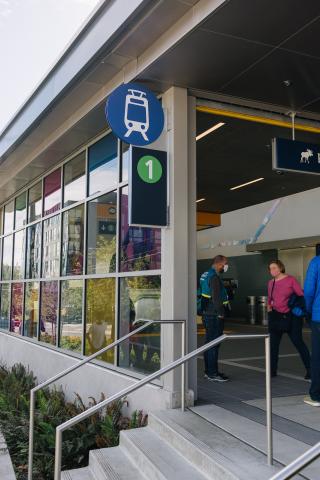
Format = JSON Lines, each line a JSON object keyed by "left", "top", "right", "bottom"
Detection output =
{"left": 124, "top": 89, "right": 150, "bottom": 141}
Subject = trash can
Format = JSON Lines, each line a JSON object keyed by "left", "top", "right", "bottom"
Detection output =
{"left": 258, "top": 296, "right": 268, "bottom": 326}
{"left": 247, "top": 296, "right": 257, "bottom": 324}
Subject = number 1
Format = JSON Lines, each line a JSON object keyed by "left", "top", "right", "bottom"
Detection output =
{"left": 146, "top": 159, "right": 153, "bottom": 180}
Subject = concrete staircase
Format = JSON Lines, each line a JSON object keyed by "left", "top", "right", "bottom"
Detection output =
{"left": 62, "top": 408, "right": 282, "bottom": 480}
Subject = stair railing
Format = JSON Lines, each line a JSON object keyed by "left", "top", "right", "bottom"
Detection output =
{"left": 269, "top": 441, "right": 320, "bottom": 479}
{"left": 51, "top": 333, "right": 272, "bottom": 480}
{"left": 28, "top": 319, "right": 186, "bottom": 480}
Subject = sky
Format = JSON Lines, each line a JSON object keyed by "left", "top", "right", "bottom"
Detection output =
{"left": 0, "top": 0, "right": 101, "bottom": 132}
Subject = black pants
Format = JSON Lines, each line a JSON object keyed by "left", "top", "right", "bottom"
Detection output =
{"left": 268, "top": 311, "right": 310, "bottom": 376}
{"left": 310, "top": 321, "right": 320, "bottom": 401}
{"left": 203, "top": 314, "right": 224, "bottom": 376}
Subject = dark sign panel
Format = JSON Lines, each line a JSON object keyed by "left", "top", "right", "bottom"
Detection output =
{"left": 272, "top": 137, "right": 320, "bottom": 175}
{"left": 129, "top": 147, "right": 168, "bottom": 227}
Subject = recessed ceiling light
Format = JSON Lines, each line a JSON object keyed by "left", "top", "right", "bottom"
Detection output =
{"left": 196, "top": 198, "right": 206, "bottom": 203}
{"left": 230, "top": 178, "right": 264, "bottom": 191}
{"left": 196, "top": 122, "right": 225, "bottom": 141}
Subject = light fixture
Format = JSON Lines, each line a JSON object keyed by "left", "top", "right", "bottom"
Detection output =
{"left": 230, "top": 178, "right": 264, "bottom": 191}
{"left": 196, "top": 198, "right": 206, "bottom": 203}
{"left": 196, "top": 122, "right": 225, "bottom": 141}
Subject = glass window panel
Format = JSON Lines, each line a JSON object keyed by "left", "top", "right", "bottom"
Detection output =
{"left": 87, "top": 192, "right": 117, "bottom": 274}
{"left": 120, "top": 187, "right": 161, "bottom": 271}
{"left": 88, "top": 133, "right": 118, "bottom": 196}
{"left": 15, "top": 192, "right": 27, "bottom": 229}
{"left": 26, "top": 223, "right": 41, "bottom": 279}
{"left": 85, "top": 278, "right": 115, "bottom": 363}
{"left": 44, "top": 169, "right": 61, "bottom": 216}
{"left": 4, "top": 201, "right": 14, "bottom": 234}
{"left": 28, "top": 182, "right": 42, "bottom": 223}
{"left": 10, "top": 283, "right": 23, "bottom": 334}
{"left": 24, "top": 282, "right": 39, "bottom": 339}
{"left": 13, "top": 230, "right": 25, "bottom": 279}
{"left": 0, "top": 283, "right": 10, "bottom": 330}
{"left": 40, "top": 281, "right": 58, "bottom": 345}
{"left": 63, "top": 152, "right": 86, "bottom": 207}
{"left": 2, "top": 235, "right": 13, "bottom": 280}
{"left": 42, "top": 215, "right": 60, "bottom": 278}
{"left": 60, "top": 280, "right": 83, "bottom": 352}
{"left": 61, "top": 205, "right": 84, "bottom": 276}
{"left": 119, "top": 276, "right": 161, "bottom": 374}
{"left": 121, "top": 142, "right": 129, "bottom": 182}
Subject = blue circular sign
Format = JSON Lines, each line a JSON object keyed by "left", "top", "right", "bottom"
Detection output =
{"left": 105, "top": 82, "right": 164, "bottom": 146}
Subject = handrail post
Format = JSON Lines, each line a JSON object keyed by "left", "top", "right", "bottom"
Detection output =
{"left": 28, "top": 389, "right": 36, "bottom": 480}
{"left": 265, "top": 335, "right": 273, "bottom": 466}
{"left": 54, "top": 427, "right": 63, "bottom": 480}
{"left": 181, "top": 321, "right": 186, "bottom": 411}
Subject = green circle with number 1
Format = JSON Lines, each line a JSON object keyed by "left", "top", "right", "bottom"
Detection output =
{"left": 137, "top": 155, "right": 163, "bottom": 184}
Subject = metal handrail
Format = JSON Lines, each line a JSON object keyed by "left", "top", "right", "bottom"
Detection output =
{"left": 53, "top": 333, "right": 272, "bottom": 479}
{"left": 28, "top": 319, "right": 186, "bottom": 480}
{"left": 269, "top": 441, "right": 320, "bottom": 479}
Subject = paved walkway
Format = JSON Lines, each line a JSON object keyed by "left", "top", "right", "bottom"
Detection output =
{"left": 197, "top": 320, "right": 320, "bottom": 446}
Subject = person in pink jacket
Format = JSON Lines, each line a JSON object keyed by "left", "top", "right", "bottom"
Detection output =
{"left": 267, "top": 260, "right": 310, "bottom": 378}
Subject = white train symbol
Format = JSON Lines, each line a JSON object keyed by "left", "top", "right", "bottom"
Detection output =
{"left": 124, "top": 89, "right": 150, "bottom": 141}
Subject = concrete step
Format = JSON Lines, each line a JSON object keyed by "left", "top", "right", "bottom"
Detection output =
{"left": 149, "top": 410, "right": 279, "bottom": 480}
{"left": 120, "top": 426, "right": 209, "bottom": 480}
{"left": 89, "top": 446, "right": 147, "bottom": 480}
{"left": 191, "top": 404, "right": 320, "bottom": 480}
{"left": 61, "top": 467, "right": 95, "bottom": 480}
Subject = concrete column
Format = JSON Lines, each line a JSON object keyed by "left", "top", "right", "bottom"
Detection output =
{"left": 160, "top": 87, "right": 197, "bottom": 407}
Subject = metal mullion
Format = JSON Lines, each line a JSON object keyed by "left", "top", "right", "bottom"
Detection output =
{"left": 37, "top": 280, "right": 42, "bottom": 342}
{"left": 114, "top": 184, "right": 121, "bottom": 366}
{"left": 81, "top": 277, "right": 86, "bottom": 356}
{"left": 81, "top": 196, "right": 88, "bottom": 355}
{"left": 57, "top": 279, "right": 61, "bottom": 348}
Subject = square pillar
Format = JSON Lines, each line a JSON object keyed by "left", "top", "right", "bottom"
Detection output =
{"left": 160, "top": 87, "right": 197, "bottom": 407}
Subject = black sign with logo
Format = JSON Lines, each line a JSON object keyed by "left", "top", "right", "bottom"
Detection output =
{"left": 272, "top": 137, "right": 320, "bottom": 175}
{"left": 129, "top": 146, "right": 168, "bottom": 227}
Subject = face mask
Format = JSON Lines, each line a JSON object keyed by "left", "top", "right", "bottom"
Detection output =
{"left": 223, "top": 264, "right": 229, "bottom": 273}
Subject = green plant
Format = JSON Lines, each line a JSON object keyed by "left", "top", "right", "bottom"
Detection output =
{"left": 0, "top": 363, "right": 148, "bottom": 480}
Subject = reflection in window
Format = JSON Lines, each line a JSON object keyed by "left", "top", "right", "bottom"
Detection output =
{"left": 120, "top": 187, "right": 161, "bottom": 271}
{"left": 42, "top": 215, "right": 60, "bottom": 278}
{"left": 13, "top": 230, "right": 25, "bottom": 279}
{"left": 0, "top": 208, "right": 3, "bottom": 235}
{"left": 40, "top": 281, "right": 58, "bottom": 345}
{"left": 10, "top": 283, "right": 23, "bottom": 334}
{"left": 26, "top": 223, "right": 41, "bottom": 279}
{"left": 44, "top": 169, "right": 61, "bottom": 216}
{"left": 88, "top": 133, "right": 118, "bottom": 196}
{"left": 60, "top": 280, "right": 83, "bottom": 352}
{"left": 62, "top": 205, "right": 84, "bottom": 276}
{"left": 28, "top": 182, "right": 42, "bottom": 223}
{"left": 2, "top": 235, "right": 13, "bottom": 280}
{"left": 87, "top": 193, "right": 117, "bottom": 274}
{"left": 0, "top": 283, "right": 10, "bottom": 329}
{"left": 24, "top": 282, "right": 39, "bottom": 339}
{"left": 119, "top": 276, "right": 161, "bottom": 374}
{"left": 4, "top": 201, "right": 14, "bottom": 234}
{"left": 15, "top": 192, "right": 27, "bottom": 229}
{"left": 121, "top": 142, "right": 129, "bottom": 182}
{"left": 85, "top": 278, "right": 115, "bottom": 363}
{"left": 63, "top": 152, "right": 86, "bottom": 207}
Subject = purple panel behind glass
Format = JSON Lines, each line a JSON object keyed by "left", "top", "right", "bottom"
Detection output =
{"left": 44, "top": 169, "right": 61, "bottom": 216}
{"left": 120, "top": 188, "right": 161, "bottom": 271}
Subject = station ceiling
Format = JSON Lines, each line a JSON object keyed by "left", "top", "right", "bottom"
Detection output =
{"left": 196, "top": 110, "right": 320, "bottom": 214}
{"left": 142, "top": 0, "right": 320, "bottom": 117}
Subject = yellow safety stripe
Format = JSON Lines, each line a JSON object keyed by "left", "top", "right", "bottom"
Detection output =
{"left": 196, "top": 106, "right": 320, "bottom": 134}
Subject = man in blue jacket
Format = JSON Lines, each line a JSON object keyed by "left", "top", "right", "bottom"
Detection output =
{"left": 304, "top": 255, "right": 320, "bottom": 407}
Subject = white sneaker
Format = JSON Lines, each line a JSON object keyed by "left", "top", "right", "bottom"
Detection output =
{"left": 304, "top": 396, "right": 320, "bottom": 407}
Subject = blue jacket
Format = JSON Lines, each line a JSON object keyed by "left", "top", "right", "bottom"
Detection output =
{"left": 304, "top": 256, "right": 320, "bottom": 322}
